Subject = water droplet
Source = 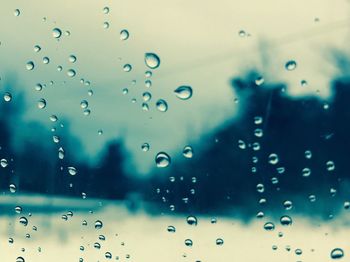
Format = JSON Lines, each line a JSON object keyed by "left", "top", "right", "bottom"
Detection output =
{"left": 305, "top": 150, "right": 312, "bottom": 159}
{"left": 103, "top": 7, "right": 110, "bottom": 14}
{"left": 302, "top": 167, "right": 311, "bottom": 177}
{"left": 145, "top": 71, "right": 152, "bottom": 78}
{"left": 280, "top": 215, "right": 293, "bottom": 226}
{"left": 26, "top": 61, "right": 35, "bottom": 70}
{"left": 174, "top": 86, "right": 193, "bottom": 100}
{"left": 83, "top": 109, "right": 91, "bottom": 116}
{"left": 145, "top": 80, "right": 152, "bottom": 88}
{"left": 9, "top": 184, "right": 17, "bottom": 193}
{"left": 15, "top": 206, "right": 22, "bottom": 214}
{"left": 256, "top": 183, "right": 265, "bottom": 193}
{"left": 184, "top": 239, "right": 193, "bottom": 247}
{"left": 155, "top": 152, "right": 171, "bottom": 168}
{"left": 120, "top": 30, "right": 129, "bottom": 40}
{"left": 123, "top": 64, "right": 132, "bottom": 72}
{"left": 283, "top": 200, "right": 293, "bottom": 210}
{"left": 142, "top": 92, "right": 152, "bottom": 102}
{"left": 263, "top": 222, "right": 275, "bottom": 231}
{"left": 103, "top": 22, "right": 109, "bottom": 29}
{"left": 16, "top": 257, "right": 25, "bottom": 262}
{"left": 255, "top": 76, "right": 265, "bottom": 86}
{"left": 95, "top": 220, "right": 103, "bottom": 229}
{"left": 67, "top": 69, "right": 76, "bottom": 77}
{"left": 285, "top": 60, "right": 297, "bottom": 71}
{"left": 216, "top": 238, "right": 224, "bottom": 246}
{"left": 80, "top": 100, "right": 88, "bottom": 109}
{"left": 301, "top": 80, "right": 308, "bottom": 87}
{"left": 0, "top": 158, "right": 8, "bottom": 168}
{"left": 331, "top": 248, "right": 344, "bottom": 259}
{"left": 69, "top": 55, "right": 77, "bottom": 63}
{"left": 144, "top": 53, "right": 160, "bottom": 69}
{"left": 326, "top": 161, "right": 335, "bottom": 171}
{"left": 167, "top": 225, "right": 176, "bottom": 233}
{"left": 42, "top": 57, "right": 50, "bottom": 64}
{"left": 50, "top": 115, "right": 58, "bottom": 122}
{"left": 34, "top": 45, "right": 41, "bottom": 52}
{"left": 238, "top": 30, "right": 246, "bottom": 37}
{"left": 19, "top": 216, "right": 28, "bottom": 226}
{"left": 105, "top": 252, "right": 112, "bottom": 259}
{"left": 94, "top": 242, "right": 101, "bottom": 249}
{"left": 52, "top": 28, "right": 62, "bottom": 39}
{"left": 156, "top": 99, "right": 168, "bottom": 112}
{"left": 68, "top": 166, "right": 77, "bottom": 176}
{"left": 183, "top": 146, "right": 193, "bottom": 158}
{"left": 3, "top": 92, "right": 12, "bottom": 102}
{"left": 268, "top": 153, "right": 279, "bottom": 165}
{"left": 295, "top": 249, "right": 303, "bottom": 255}
{"left": 14, "top": 9, "right": 21, "bottom": 17}
{"left": 141, "top": 143, "right": 150, "bottom": 152}
{"left": 186, "top": 215, "right": 198, "bottom": 226}
{"left": 37, "top": 98, "right": 47, "bottom": 109}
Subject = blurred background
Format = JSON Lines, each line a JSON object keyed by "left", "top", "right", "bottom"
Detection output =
{"left": 1, "top": 0, "right": 350, "bottom": 261}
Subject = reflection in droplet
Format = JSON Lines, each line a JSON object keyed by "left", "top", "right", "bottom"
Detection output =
{"left": 155, "top": 152, "right": 171, "bottom": 168}
{"left": 174, "top": 86, "right": 193, "bottom": 100}
{"left": 144, "top": 53, "right": 160, "bottom": 69}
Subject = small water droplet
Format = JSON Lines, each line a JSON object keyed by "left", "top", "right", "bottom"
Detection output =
{"left": 280, "top": 215, "right": 293, "bottom": 226}
{"left": 302, "top": 167, "right": 311, "bottom": 177}
{"left": 69, "top": 55, "right": 77, "bottom": 63}
{"left": 141, "top": 143, "right": 150, "bottom": 152}
{"left": 67, "top": 69, "right": 76, "bottom": 77}
{"left": 216, "top": 238, "right": 224, "bottom": 246}
{"left": 268, "top": 153, "right": 279, "bottom": 165}
{"left": 52, "top": 28, "right": 62, "bottom": 39}
{"left": 26, "top": 61, "right": 35, "bottom": 70}
{"left": 186, "top": 215, "right": 198, "bottom": 226}
{"left": 95, "top": 220, "right": 103, "bottom": 229}
{"left": 9, "top": 184, "right": 17, "bottom": 193}
{"left": 167, "top": 225, "right": 176, "bottom": 233}
{"left": 120, "top": 30, "right": 129, "bottom": 40}
{"left": 123, "top": 64, "right": 132, "bottom": 72}
{"left": 103, "top": 7, "right": 110, "bottom": 14}
{"left": 80, "top": 100, "right": 88, "bottom": 109}
{"left": 34, "top": 45, "right": 41, "bottom": 52}
{"left": 184, "top": 239, "right": 193, "bottom": 247}
{"left": 19, "top": 216, "right": 28, "bottom": 226}
{"left": 14, "top": 9, "right": 21, "bottom": 17}
{"left": 264, "top": 222, "right": 275, "bottom": 231}
{"left": 68, "top": 166, "right": 77, "bottom": 176}
{"left": 37, "top": 98, "right": 47, "bottom": 109}
{"left": 285, "top": 60, "right": 297, "bottom": 71}
{"left": 3, "top": 92, "right": 12, "bottom": 102}
{"left": 183, "top": 146, "right": 193, "bottom": 158}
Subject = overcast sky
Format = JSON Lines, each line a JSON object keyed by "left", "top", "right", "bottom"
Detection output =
{"left": 0, "top": 0, "right": 349, "bottom": 174}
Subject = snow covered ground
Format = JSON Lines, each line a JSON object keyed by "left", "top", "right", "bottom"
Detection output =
{"left": 0, "top": 194, "right": 348, "bottom": 262}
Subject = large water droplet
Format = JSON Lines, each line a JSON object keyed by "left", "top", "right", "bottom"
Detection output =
{"left": 67, "top": 69, "right": 76, "bottom": 77}
{"left": 19, "top": 216, "right": 28, "bottom": 226}
{"left": 144, "top": 53, "right": 160, "bottom": 69}
{"left": 174, "top": 86, "right": 193, "bottom": 100}
{"left": 155, "top": 152, "right": 171, "bottom": 168}
{"left": 331, "top": 248, "right": 344, "bottom": 259}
